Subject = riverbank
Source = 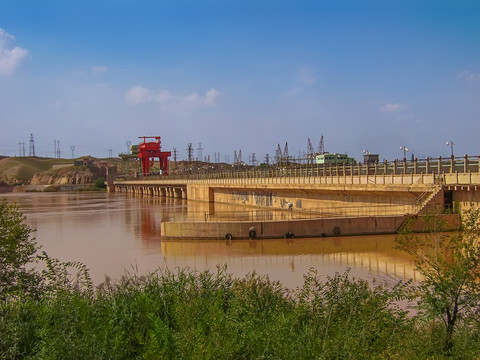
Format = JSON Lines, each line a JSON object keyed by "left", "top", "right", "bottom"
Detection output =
{"left": 1, "top": 184, "right": 107, "bottom": 192}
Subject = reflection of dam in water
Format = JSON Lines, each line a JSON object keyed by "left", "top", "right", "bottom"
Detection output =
{"left": 159, "top": 236, "right": 418, "bottom": 287}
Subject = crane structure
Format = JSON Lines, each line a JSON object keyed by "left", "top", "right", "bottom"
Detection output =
{"left": 137, "top": 136, "right": 171, "bottom": 176}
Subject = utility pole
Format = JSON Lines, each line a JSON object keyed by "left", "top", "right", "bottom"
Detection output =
{"left": 173, "top": 147, "right": 177, "bottom": 162}
{"left": 54, "top": 140, "right": 57, "bottom": 158}
{"left": 265, "top": 153, "right": 270, "bottom": 165}
{"left": 187, "top": 143, "right": 193, "bottom": 162}
{"left": 57, "top": 140, "right": 61, "bottom": 158}
{"left": 71, "top": 146, "right": 75, "bottom": 158}
{"left": 29, "top": 134, "right": 35, "bottom": 156}
{"left": 22, "top": 143, "right": 25, "bottom": 157}
{"left": 126, "top": 140, "right": 131, "bottom": 154}
{"left": 197, "top": 143, "right": 203, "bottom": 162}
{"left": 275, "top": 143, "right": 282, "bottom": 165}
{"left": 108, "top": 149, "right": 113, "bottom": 158}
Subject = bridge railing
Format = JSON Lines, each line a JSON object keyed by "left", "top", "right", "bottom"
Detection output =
{"left": 127, "top": 155, "right": 480, "bottom": 181}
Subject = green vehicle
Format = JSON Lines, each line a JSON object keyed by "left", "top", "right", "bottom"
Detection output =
{"left": 315, "top": 153, "right": 356, "bottom": 165}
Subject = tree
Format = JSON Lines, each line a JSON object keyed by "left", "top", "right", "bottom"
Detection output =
{"left": 396, "top": 210, "right": 480, "bottom": 351}
{"left": 0, "top": 200, "right": 93, "bottom": 301}
{"left": 0, "top": 200, "right": 42, "bottom": 301}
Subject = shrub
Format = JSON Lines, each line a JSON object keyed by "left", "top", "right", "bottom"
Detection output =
{"left": 94, "top": 177, "right": 106, "bottom": 188}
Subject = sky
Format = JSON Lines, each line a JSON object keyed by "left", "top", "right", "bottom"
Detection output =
{"left": 0, "top": 0, "right": 479, "bottom": 162}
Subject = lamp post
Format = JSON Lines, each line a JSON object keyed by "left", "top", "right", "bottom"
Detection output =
{"left": 400, "top": 146, "right": 409, "bottom": 160}
{"left": 446, "top": 140, "right": 455, "bottom": 157}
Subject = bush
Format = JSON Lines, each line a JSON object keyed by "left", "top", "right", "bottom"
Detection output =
{"left": 0, "top": 200, "right": 42, "bottom": 301}
{"left": 94, "top": 177, "right": 106, "bottom": 188}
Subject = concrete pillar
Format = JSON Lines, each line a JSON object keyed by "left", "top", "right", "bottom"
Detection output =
{"left": 181, "top": 188, "right": 187, "bottom": 199}
{"left": 106, "top": 166, "right": 117, "bottom": 193}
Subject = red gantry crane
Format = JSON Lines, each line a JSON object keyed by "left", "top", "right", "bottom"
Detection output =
{"left": 137, "top": 136, "right": 171, "bottom": 176}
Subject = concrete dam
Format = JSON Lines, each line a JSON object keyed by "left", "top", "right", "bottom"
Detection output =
{"left": 112, "top": 156, "right": 480, "bottom": 239}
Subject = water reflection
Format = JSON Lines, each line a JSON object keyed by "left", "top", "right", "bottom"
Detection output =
{"left": 2, "top": 192, "right": 416, "bottom": 288}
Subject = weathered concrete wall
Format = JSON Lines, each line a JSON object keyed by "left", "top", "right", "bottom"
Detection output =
{"left": 161, "top": 215, "right": 408, "bottom": 240}
{"left": 451, "top": 187, "right": 480, "bottom": 212}
{"left": 0, "top": 185, "right": 14, "bottom": 193}
{"left": 213, "top": 187, "right": 418, "bottom": 212}
{"left": 403, "top": 214, "right": 460, "bottom": 232}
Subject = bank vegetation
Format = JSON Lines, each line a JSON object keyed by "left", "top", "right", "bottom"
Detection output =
{"left": 1, "top": 200, "right": 480, "bottom": 359}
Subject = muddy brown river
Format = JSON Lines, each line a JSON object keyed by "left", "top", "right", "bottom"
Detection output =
{"left": 2, "top": 192, "right": 417, "bottom": 288}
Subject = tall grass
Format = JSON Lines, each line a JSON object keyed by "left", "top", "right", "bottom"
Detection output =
{"left": 2, "top": 265, "right": 479, "bottom": 359}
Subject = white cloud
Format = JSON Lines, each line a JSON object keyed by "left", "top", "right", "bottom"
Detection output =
{"left": 379, "top": 103, "right": 409, "bottom": 113}
{"left": 457, "top": 70, "right": 480, "bottom": 82}
{"left": 92, "top": 65, "right": 108, "bottom": 74}
{"left": 125, "top": 86, "right": 221, "bottom": 108}
{"left": 0, "top": 28, "right": 29, "bottom": 76}
{"left": 125, "top": 85, "right": 153, "bottom": 105}
{"left": 205, "top": 88, "right": 221, "bottom": 105}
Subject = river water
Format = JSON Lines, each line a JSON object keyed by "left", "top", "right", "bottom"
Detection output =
{"left": 2, "top": 192, "right": 417, "bottom": 289}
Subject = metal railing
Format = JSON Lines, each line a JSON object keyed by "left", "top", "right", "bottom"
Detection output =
{"left": 124, "top": 155, "right": 480, "bottom": 182}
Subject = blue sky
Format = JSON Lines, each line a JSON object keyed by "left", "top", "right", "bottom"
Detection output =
{"left": 0, "top": 0, "right": 479, "bottom": 162}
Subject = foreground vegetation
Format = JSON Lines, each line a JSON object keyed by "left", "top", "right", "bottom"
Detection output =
{"left": 1, "top": 200, "right": 480, "bottom": 359}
